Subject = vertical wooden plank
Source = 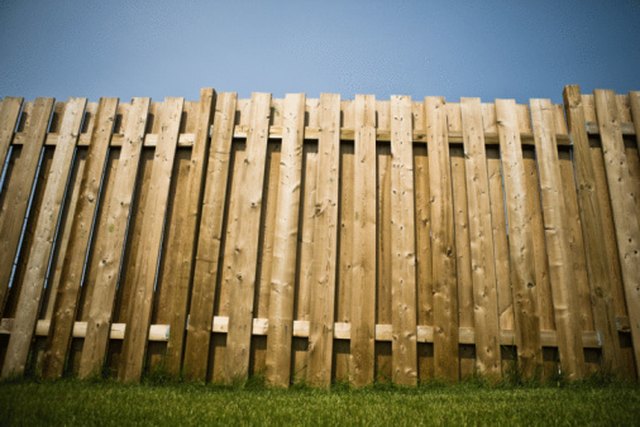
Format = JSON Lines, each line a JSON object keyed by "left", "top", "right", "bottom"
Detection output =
{"left": 2, "top": 98, "right": 86, "bottom": 379}
{"left": 414, "top": 144, "right": 433, "bottom": 382}
{"left": 495, "top": 99, "right": 542, "bottom": 379}
{"left": 451, "top": 147, "right": 475, "bottom": 378}
{"left": 265, "top": 93, "right": 305, "bottom": 387}
{"left": 448, "top": 102, "right": 474, "bottom": 379}
{"left": 118, "top": 98, "right": 184, "bottom": 382}
{"left": 630, "top": 92, "right": 640, "bottom": 151}
{"left": 252, "top": 141, "right": 280, "bottom": 376}
{"left": 0, "top": 98, "right": 54, "bottom": 317}
{"left": 156, "top": 89, "right": 215, "bottom": 376}
{"left": 530, "top": 98, "right": 585, "bottom": 379}
{"left": 460, "top": 98, "right": 501, "bottom": 378}
{"left": 221, "top": 93, "right": 271, "bottom": 384}
{"left": 306, "top": 93, "right": 340, "bottom": 387}
{"left": 291, "top": 138, "right": 317, "bottom": 383}
{"left": 349, "top": 94, "right": 376, "bottom": 387}
{"left": 334, "top": 100, "right": 353, "bottom": 383}
{"left": 183, "top": 92, "right": 236, "bottom": 381}
{"left": 483, "top": 103, "right": 514, "bottom": 333}
{"left": 0, "top": 97, "right": 23, "bottom": 179}
{"left": 425, "top": 96, "right": 458, "bottom": 381}
{"left": 558, "top": 150, "right": 594, "bottom": 333}
{"left": 594, "top": 89, "right": 640, "bottom": 376}
{"left": 42, "top": 98, "right": 118, "bottom": 379}
{"left": 375, "top": 100, "right": 392, "bottom": 383}
{"left": 78, "top": 97, "right": 151, "bottom": 379}
{"left": 389, "top": 95, "right": 418, "bottom": 386}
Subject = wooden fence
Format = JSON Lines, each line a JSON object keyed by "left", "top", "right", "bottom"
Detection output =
{"left": 0, "top": 85, "right": 639, "bottom": 386}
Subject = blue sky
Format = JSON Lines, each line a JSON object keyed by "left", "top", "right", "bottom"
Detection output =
{"left": 0, "top": 0, "right": 639, "bottom": 103}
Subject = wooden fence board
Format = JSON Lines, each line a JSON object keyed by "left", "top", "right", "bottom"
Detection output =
{"left": 530, "top": 98, "right": 585, "bottom": 379}
{"left": 334, "top": 99, "right": 353, "bottom": 383}
{"left": 631, "top": 92, "right": 640, "bottom": 151}
{"left": 77, "top": 97, "right": 150, "bottom": 379}
{"left": 306, "top": 94, "right": 340, "bottom": 387}
{"left": 0, "top": 97, "right": 23, "bottom": 182}
{"left": 265, "top": 93, "right": 305, "bottom": 387}
{"left": 0, "top": 99, "right": 54, "bottom": 318}
{"left": 376, "top": 100, "right": 392, "bottom": 383}
{"left": 389, "top": 95, "right": 418, "bottom": 386}
{"left": 460, "top": 98, "right": 501, "bottom": 378}
{"left": 221, "top": 93, "right": 271, "bottom": 384}
{"left": 350, "top": 95, "right": 377, "bottom": 387}
{"left": 594, "top": 89, "right": 640, "bottom": 377}
{"left": 158, "top": 89, "right": 215, "bottom": 376}
{"left": 495, "top": 98, "right": 542, "bottom": 379}
{"left": 118, "top": 97, "right": 184, "bottom": 382}
{"left": 42, "top": 98, "right": 118, "bottom": 378}
{"left": 449, "top": 102, "right": 474, "bottom": 379}
{"left": 2, "top": 98, "right": 86, "bottom": 379}
{"left": 252, "top": 140, "right": 281, "bottom": 375}
{"left": 425, "top": 96, "right": 458, "bottom": 381}
{"left": 291, "top": 137, "right": 317, "bottom": 383}
{"left": 414, "top": 144, "right": 433, "bottom": 382}
{"left": 182, "top": 92, "right": 236, "bottom": 381}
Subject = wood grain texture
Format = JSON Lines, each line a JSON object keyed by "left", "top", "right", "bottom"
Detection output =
{"left": 350, "top": 95, "right": 377, "bottom": 387}
{"left": 159, "top": 89, "right": 215, "bottom": 376}
{"left": 530, "top": 98, "right": 585, "bottom": 380}
{"left": 306, "top": 93, "right": 340, "bottom": 387}
{"left": 42, "top": 98, "right": 118, "bottom": 378}
{"left": 118, "top": 97, "right": 184, "bottom": 382}
{"left": 265, "top": 93, "right": 305, "bottom": 387}
{"left": 425, "top": 96, "right": 458, "bottom": 381}
{"left": 0, "top": 99, "right": 54, "bottom": 318}
{"left": 631, "top": 92, "right": 640, "bottom": 151}
{"left": 182, "top": 92, "right": 236, "bottom": 381}
{"left": 2, "top": 98, "right": 86, "bottom": 379}
{"left": 0, "top": 97, "right": 23, "bottom": 181}
{"left": 221, "top": 93, "right": 271, "bottom": 384}
{"left": 495, "top": 99, "right": 542, "bottom": 380}
{"left": 389, "top": 95, "right": 418, "bottom": 386}
{"left": 78, "top": 97, "right": 150, "bottom": 379}
{"left": 460, "top": 98, "right": 501, "bottom": 378}
{"left": 594, "top": 89, "right": 640, "bottom": 377}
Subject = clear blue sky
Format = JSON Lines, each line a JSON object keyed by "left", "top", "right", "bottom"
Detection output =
{"left": 1, "top": 0, "right": 639, "bottom": 103}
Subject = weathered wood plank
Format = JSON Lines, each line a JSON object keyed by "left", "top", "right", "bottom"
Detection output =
{"left": 334, "top": 100, "right": 353, "bottom": 383}
{"left": 182, "top": 92, "right": 236, "bottom": 381}
{"left": 0, "top": 99, "right": 54, "bottom": 318}
{"left": 460, "top": 98, "right": 501, "bottom": 378}
{"left": 0, "top": 97, "right": 23, "bottom": 181}
{"left": 42, "top": 98, "right": 118, "bottom": 378}
{"left": 118, "top": 97, "right": 184, "bottom": 382}
{"left": 159, "top": 89, "right": 215, "bottom": 376}
{"left": 306, "top": 93, "right": 340, "bottom": 387}
{"left": 594, "top": 89, "right": 640, "bottom": 377}
{"left": 375, "top": 101, "right": 392, "bottom": 383}
{"left": 495, "top": 98, "right": 542, "bottom": 379}
{"left": 265, "top": 93, "right": 305, "bottom": 387}
{"left": 1, "top": 98, "right": 86, "bottom": 378}
{"left": 425, "top": 96, "right": 458, "bottom": 381}
{"left": 631, "top": 92, "right": 640, "bottom": 151}
{"left": 389, "top": 95, "right": 418, "bottom": 386}
{"left": 78, "top": 97, "right": 151, "bottom": 379}
{"left": 530, "top": 98, "right": 585, "bottom": 380}
{"left": 350, "top": 94, "right": 377, "bottom": 387}
{"left": 221, "top": 93, "right": 271, "bottom": 384}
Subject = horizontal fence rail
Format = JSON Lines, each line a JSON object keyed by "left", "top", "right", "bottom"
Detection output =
{"left": 0, "top": 85, "right": 638, "bottom": 386}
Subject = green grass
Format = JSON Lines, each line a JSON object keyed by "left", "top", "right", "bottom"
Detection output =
{"left": 0, "top": 377, "right": 639, "bottom": 426}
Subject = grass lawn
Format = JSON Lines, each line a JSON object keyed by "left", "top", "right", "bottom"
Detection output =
{"left": 1, "top": 377, "right": 639, "bottom": 426}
